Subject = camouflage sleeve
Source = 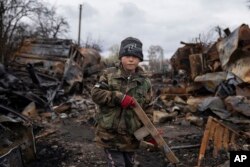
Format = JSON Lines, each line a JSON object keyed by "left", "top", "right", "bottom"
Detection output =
{"left": 143, "top": 78, "right": 154, "bottom": 121}
{"left": 91, "top": 72, "right": 124, "bottom": 106}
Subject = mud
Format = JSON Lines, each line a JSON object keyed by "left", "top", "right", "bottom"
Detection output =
{"left": 26, "top": 116, "right": 229, "bottom": 167}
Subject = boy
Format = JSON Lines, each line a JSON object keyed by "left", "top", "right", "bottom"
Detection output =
{"left": 91, "top": 37, "right": 153, "bottom": 167}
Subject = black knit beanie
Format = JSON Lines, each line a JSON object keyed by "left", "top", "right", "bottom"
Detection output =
{"left": 119, "top": 37, "right": 143, "bottom": 61}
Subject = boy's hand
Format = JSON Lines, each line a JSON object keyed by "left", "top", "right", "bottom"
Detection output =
{"left": 121, "top": 95, "right": 135, "bottom": 108}
{"left": 145, "top": 128, "right": 164, "bottom": 147}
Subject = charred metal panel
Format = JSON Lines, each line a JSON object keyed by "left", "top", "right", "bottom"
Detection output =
{"left": 0, "top": 147, "right": 24, "bottom": 167}
{"left": 225, "top": 56, "right": 250, "bottom": 83}
{"left": 194, "top": 72, "right": 242, "bottom": 93}
{"left": 78, "top": 48, "right": 102, "bottom": 70}
{"left": 63, "top": 59, "right": 83, "bottom": 93}
{"left": 235, "top": 83, "right": 250, "bottom": 96}
{"left": 217, "top": 28, "right": 239, "bottom": 68}
{"left": 171, "top": 46, "right": 192, "bottom": 75}
{"left": 13, "top": 38, "right": 73, "bottom": 79}
{"left": 217, "top": 24, "right": 250, "bottom": 83}
{"left": 194, "top": 72, "right": 228, "bottom": 92}
{"left": 205, "top": 42, "right": 220, "bottom": 63}
{"left": 224, "top": 96, "right": 250, "bottom": 117}
{"left": 170, "top": 42, "right": 204, "bottom": 77}
{"left": 17, "top": 38, "right": 71, "bottom": 58}
{"left": 189, "top": 54, "right": 204, "bottom": 79}
{"left": 204, "top": 42, "right": 221, "bottom": 72}
{"left": 0, "top": 114, "right": 36, "bottom": 166}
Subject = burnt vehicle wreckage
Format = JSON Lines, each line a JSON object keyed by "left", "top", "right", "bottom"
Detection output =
{"left": 1, "top": 24, "right": 250, "bottom": 167}
{"left": 0, "top": 38, "right": 105, "bottom": 166}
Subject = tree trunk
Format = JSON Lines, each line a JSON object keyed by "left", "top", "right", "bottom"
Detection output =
{"left": 0, "top": 2, "right": 4, "bottom": 63}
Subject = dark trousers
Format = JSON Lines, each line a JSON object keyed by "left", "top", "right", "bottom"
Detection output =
{"left": 104, "top": 149, "right": 135, "bottom": 167}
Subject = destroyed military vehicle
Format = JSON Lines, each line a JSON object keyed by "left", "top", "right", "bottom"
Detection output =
{"left": 11, "top": 38, "right": 104, "bottom": 94}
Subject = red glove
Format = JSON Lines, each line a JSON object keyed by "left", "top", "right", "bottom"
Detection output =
{"left": 121, "top": 95, "right": 135, "bottom": 108}
{"left": 146, "top": 138, "right": 157, "bottom": 146}
{"left": 146, "top": 129, "right": 164, "bottom": 146}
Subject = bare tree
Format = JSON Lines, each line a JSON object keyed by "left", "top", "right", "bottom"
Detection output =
{"left": 0, "top": 0, "right": 70, "bottom": 64}
{"left": 82, "top": 34, "right": 103, "bottom": 52}
{"left": 191, "top": 25, "right": 226, "bottom": 47}
{"left": 103, "top": 44, "right": 119, "bottom": 66}
{"left": 0, "top": 0, "right": 41, "bottom": 63}
{"left": 31, "top": 5, "right": 69, "bottom": 38}
{"left": 109, "top": 44, "right": 119, "bottom": 57}
{"left": 148, "top": 45, "right": 164, "bottom": 73}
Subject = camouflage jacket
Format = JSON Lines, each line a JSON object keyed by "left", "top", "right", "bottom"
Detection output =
{"left": 91, "top": 64, "right": 153, "bottom": 151}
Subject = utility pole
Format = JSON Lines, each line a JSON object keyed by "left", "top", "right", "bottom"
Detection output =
{"left": 160, "top": 49, "right": 164, "bottom": 73}
{"left": 78, "top": 4, "right": 83, "bottom": 46}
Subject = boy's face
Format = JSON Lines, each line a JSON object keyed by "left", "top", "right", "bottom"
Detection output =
{"left": 121, "top": 55, "right": 140, "bottom": 72}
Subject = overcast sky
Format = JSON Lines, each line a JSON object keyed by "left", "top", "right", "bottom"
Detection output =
{"left": 43, "top": 0, "right": 250, "bottom": 59}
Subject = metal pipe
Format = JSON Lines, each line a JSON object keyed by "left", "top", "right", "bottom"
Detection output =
{"left": 78, "top": 4, "right": 83, "bottom": 46}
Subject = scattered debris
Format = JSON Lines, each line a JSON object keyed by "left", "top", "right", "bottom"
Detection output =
{"left": 0, "top": 114, "right": 36, "bottom": 166}
{"left": 1, "top": 24, "right": 250, "bottom": 166}
{"left": 197, "top": 116, "right": 248, "bottom": 166}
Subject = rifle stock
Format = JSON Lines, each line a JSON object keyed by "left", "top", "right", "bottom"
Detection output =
{"left": 132, "top": 99, "right": 179, "bottom": 164}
